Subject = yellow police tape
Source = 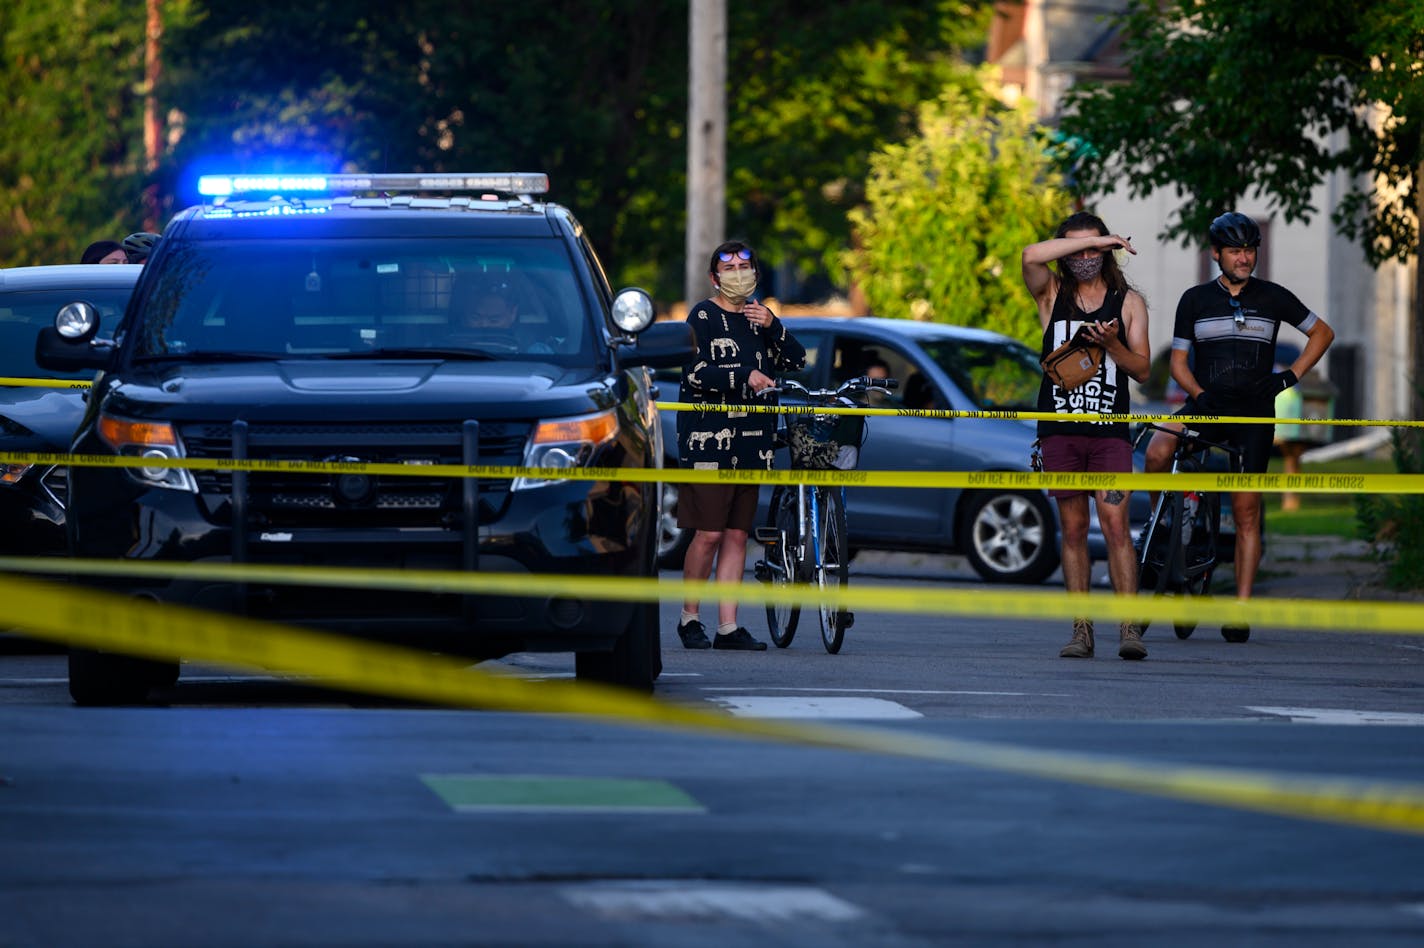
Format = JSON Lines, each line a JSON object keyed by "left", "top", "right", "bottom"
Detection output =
{"left": 659, "top": 401, "right": 1424, "bottom": 428}
{"left": 1, "top": 449, "right": 1419, "bottom": 493}
{"left": 5, "top": 371, "right": 1422, "bottom": 428}
{"left": 3, "top": 555, "right": 1422, "bottom": 637}
{"left": 0, "top": 376, "right": 91, "bottom": 390}
{"left": 5, "top": 568, "right": 1424, "bottom": 837}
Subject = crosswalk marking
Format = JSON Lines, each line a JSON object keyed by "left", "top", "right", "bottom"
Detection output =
{"left": 1246, "top": 706, "right": 1424, "bottom": 726}
{"left": 708, "top": 695, "right": 922, "bottom": 719}
{"left": 562, "top": 881, "right": 864, "bottom": 922}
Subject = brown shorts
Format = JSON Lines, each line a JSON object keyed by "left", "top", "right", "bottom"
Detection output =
{"left": 677, "top": 482, "right": 761, "bottom": 532}
{"left": 1039, "top": 434, "right": 1131, "bottom": 498}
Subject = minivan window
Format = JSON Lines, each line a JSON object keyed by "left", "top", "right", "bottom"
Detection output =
{"left": 920, "top": 337, "right": 1042, "bottom": 410}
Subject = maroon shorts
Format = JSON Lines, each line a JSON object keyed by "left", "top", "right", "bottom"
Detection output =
{"left": 1039, "top": 434, "right": 1131, "bottom": 498}
{"left": 677, "top": 482, "right": 761, "bottom": 532}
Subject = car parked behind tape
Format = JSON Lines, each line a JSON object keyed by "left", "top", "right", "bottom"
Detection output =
{"left": 36, "top": 173, "right": 693, "bottom": 704}
{"left": 0, "top": 264, "right": 140, "bottom": 556}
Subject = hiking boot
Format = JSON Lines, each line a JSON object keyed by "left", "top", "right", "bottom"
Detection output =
{"left": 712, "top": 627, "right": 768, "bottom": 651}
{"left": 676, "top": 619, "right": 711, "bottom": 650}
{"left": 1059, "top": 619, "right": 1094, "bottom": 658}
{"left": 1118, "top": 622, "right": 1147, "bottom": 660}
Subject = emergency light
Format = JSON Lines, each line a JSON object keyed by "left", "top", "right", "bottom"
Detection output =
{"left": 196, "top": 173, "right": 550, "bottom": 198}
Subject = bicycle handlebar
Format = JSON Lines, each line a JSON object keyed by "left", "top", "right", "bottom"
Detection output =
{"left": 1133, "top": 414, "right": 1243, "bottom": 461}
{"left": 757, "top": 376, "right": 899, "bottom": 404}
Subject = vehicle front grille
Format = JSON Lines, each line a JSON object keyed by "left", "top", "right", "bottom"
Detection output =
{"left": 40, "top": 465, "right": 68, "bottom": 508}
{"left": 179, "top": 420, "right": 528, "bottom": 528}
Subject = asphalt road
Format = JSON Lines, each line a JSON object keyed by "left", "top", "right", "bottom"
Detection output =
{"left": 2, "top": 555, "right": 1422, "bottom": 947}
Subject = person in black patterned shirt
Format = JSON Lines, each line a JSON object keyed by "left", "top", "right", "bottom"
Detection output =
{"left": 675, "top": 240, "right": 806, "bottom": 651}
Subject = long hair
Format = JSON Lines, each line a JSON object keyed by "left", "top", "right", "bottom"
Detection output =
{"left": 1053, "top": 211, "right": 1131, "bottom": 310}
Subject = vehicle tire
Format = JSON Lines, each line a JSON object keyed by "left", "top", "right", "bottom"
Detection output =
{"left": 763, "top": 487, "right": 801, "bottom": 648}
{"left": 655, "top": 478, "right": 693, "bottom": 571}
{"left": 962, "top": 490, "right": 1060, "bottom": 585}
{"left": 816, "top": 488, "right": 850, "bottom": 654}
{"left": 68, "top": 649, "right": 173, "bottom": 706}
{"left": 576, "top": 599, "right": 659, "bottom": 693}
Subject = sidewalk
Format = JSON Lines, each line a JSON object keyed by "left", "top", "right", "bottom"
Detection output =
{"left": 850, "top": 536, "right": 1411, "bottom": 603}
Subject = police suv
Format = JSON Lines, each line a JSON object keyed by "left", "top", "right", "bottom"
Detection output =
{"left": 37, "top": 172, "right": 693, "bottom": 703}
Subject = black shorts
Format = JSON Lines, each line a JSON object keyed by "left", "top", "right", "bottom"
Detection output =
{"left": 677, "top": 482, "right": 761, "bottom": 532}
{"left": 1198, "top": 420, "right": 1273, "bottom": 474}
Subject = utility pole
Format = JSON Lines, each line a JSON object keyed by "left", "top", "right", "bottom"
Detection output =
{"left": 684, "top": 0, "right": 727, "bottom": 309}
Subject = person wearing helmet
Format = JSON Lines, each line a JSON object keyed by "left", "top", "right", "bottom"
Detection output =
{"left": 1145, "top": 211, "right": 1335, "bottom": 642}
{"left": 121, "top": 231, "right": 161, "bottom": 264}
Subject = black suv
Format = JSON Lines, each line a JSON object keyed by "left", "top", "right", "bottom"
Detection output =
{"left": 37, "top": 172, "right": 693, "bottom": 703}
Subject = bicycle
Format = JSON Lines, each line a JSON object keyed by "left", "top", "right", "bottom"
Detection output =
{"left": 753, "top": 375, "right": 897, "bottom": 653}
{"left": 1134, "top": 415, "right": 1244, "bottom": 640}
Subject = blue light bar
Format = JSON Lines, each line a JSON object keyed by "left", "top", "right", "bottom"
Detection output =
{"left": 197, "top": 172, "right": 549, "bottom": 198}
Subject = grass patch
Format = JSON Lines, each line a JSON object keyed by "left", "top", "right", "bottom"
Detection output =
{"left": 1262, "top": 453, "right": 1394, "bottom": 538}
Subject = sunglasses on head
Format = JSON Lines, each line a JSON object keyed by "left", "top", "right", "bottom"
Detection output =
{"left": 718, "top": 248, "right": 753, "bottom": 262}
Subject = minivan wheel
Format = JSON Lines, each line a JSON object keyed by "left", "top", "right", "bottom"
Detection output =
{"left": 962, "top": 490, "right": 1060, "bottom": 585}
{"left": 68, "top": 649, "right": 177, "bottom": 706}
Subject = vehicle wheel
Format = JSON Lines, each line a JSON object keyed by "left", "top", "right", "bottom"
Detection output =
{"left": 655, "top": 478, "right": 693, "bottom": 570}
{"left": 816, "top": 488, "right": 850, "bottom": 654}
{"left": 68, "top": 649, "right": 173, "bottom": 706}
{"left": 962, "top": 490, "right": 1059, "bottom": 585}
{"left": 576, "top": 599, "right": 659, "bottom": 692}
{"left": 763, "top": 487, "right": 801, "bottom": 648}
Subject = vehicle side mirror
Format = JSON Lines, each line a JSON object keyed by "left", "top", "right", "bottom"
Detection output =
{"left": 35, "top": 325, "right": 112, "bottom": 373}
{"left": 619, "top": 321, "right": 695, "bottom": 370}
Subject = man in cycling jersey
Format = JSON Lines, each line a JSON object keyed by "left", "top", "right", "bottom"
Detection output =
{"left": 1149, "top": 211, "right": 1335, "bottom": 642}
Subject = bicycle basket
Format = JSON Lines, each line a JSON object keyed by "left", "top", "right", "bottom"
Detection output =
{"left": 786, "top": 412, "right": 866, "bottom": 470}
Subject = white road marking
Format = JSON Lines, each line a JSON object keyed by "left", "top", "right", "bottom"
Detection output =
{"left": 1246, "top": 706, "right": 1424, "bottom": 726}
{"left": 562, "top": 881, "right": 864, "bottom": 923}
{"left": 708, "top": 695, "right": 922, "bottom": 719}
{"left": 701, "top": 686, "right": 1070, "bottom": 697}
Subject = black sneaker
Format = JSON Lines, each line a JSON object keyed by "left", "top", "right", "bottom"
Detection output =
{"left": 1221, "top": 624, "right": 1251, "bottom": 643}
{"left": 677, "top": 619, "right": 711, "bottom": 650}
{"left": 712, "top": 627, "right": 768, "bottom": 651}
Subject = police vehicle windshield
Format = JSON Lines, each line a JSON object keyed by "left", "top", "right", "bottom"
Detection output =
{"left": 130, "top": 238, "right": 593, "bottom": 362}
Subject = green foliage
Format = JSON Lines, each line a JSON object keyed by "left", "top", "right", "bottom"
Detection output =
{"left": 844, "top": 82, "right": 1072, "bottom": 344}
{"left": 1060, "top": 0, "right": 1422, "bottom": 267}
{"left": 1, "top": 1, "right": 993, "bottom": 302}
{"left": 0, "top": 0, "right": 149, "bottom": 264}
{"left": 1356, "top": 430, "right": 1424, "bottom": 590}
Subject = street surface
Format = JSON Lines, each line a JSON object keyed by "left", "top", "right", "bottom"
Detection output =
{"left": 2, "top": 551, "right": 1422, "bottom": 946}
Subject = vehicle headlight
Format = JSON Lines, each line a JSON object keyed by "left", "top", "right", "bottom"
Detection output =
{"left": 97, "top": 414, "right": 198, "bottom": 492}
{"left": 1, "top": 464, "right": 34, "bottom": 487}
{"left": 514, "top": 408, "right": 620, "bottom": 490}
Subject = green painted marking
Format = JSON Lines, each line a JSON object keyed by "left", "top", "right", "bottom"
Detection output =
{"left": 420, "top": 774, "right": 704, "bottom": 812}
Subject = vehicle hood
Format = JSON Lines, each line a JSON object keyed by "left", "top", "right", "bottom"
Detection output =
{"left": 99, "top": 360, "right": 618, "bottom": 422}
{"left": 0, "top": 386, "right": 88, "bottom": 449}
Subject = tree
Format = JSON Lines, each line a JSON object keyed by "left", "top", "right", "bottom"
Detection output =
{"left": 844, "top": 82, "right": 1073, "bottom": 344}
{"left": 1060, "top": 0, "right": 1424, "bottom": 413}
{"left": 0, "top": 0, "right": 148, "bottom": 264}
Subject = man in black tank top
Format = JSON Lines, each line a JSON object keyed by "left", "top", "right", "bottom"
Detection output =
{"left": 1023, "top": 212, "right": 1152, "bottom": 660}
{"left": 1147, "top": 212, "right": 1335, "bottom": 643}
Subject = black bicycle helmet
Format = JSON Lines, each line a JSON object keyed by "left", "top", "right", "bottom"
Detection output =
{"left": 121, "top": 231, "right": 161, "bottom": 262}
{"left": 1207, "top": 212, "right": 1261, "bottom": 249}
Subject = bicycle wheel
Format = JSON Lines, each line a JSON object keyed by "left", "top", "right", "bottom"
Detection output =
{"left": 1174, "top": 494, "right": 1220, "bottom": 639}
{"left": 762, "top": 486, "right": 801, "bottom": 648}
{"left": 815, "top": 487, "right": 850, "bottom": 654}
{"left": 1138, "top": 490, "right": 1186, "bottom": 633}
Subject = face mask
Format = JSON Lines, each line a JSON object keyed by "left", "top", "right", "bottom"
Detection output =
{"left": 717, "top": 268, "right": 758, "bottom": 306}
{"left": 1063, "top": 255, "right": 1104, "bottom": 282}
